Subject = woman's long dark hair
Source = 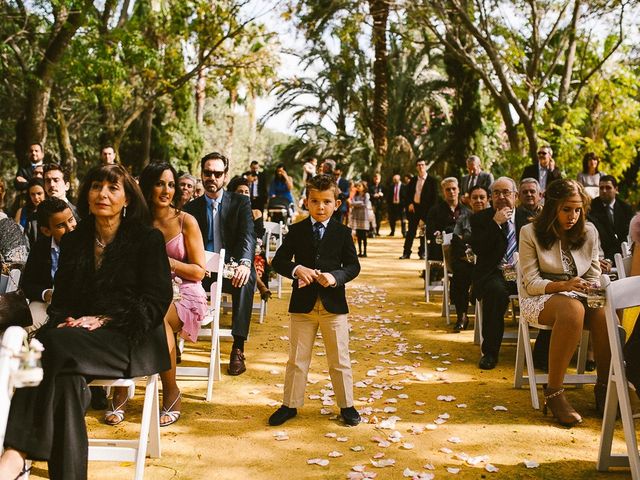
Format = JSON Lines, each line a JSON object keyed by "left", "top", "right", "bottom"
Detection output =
{"left": 77, "top": 164, "right": 150, "bottom": 225}
{"left": 138, "top": 162, "right": 179, "bottom": 214}
{"left": 24, "top": 177, "right": 45, "bottom": 212}
{"left": 582, "top": 152, "right": 600, "bottom": 174}
{"left": 533, "top": 179, "right": 591, "bottom": 250}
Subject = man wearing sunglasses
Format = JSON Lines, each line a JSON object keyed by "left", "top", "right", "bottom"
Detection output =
{"left": 185, "top": 152, "right": 257, "bottom": 376}
{"left": 521, "top": 145, "right": 561, "bottom": 192}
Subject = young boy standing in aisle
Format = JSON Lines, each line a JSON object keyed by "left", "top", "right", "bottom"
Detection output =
{"left": 269, "top": 174, "right": 361, "bottom": 426}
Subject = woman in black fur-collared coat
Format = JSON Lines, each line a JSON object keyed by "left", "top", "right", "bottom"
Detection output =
{"left": 0, "top": 164, "right": 172, "bottom": 480}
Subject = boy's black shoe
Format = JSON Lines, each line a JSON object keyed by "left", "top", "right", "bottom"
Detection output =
{"left": 340, "top": 407, "right": 361, "bottom": 426}
{"left": 269, "top": 406, "right": 297, "bottom": 426}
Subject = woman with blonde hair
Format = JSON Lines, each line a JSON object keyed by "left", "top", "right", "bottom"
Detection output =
{"left": 518, "top": 178, "right": 610, "bottom": 427}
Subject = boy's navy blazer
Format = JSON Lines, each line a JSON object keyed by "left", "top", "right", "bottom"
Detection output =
{"left": 272, "top": 217, "right": 360, "bottom": 314}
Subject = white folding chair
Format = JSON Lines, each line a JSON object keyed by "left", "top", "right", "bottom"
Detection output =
{"left": 0, "top": 269, "right": 21, "bottom": 294}
{"left": 176, "top": 249, "right": 226, "bottom": 402}
{"left": 88, "top": 375, "right": 160, "bottom": 480}
{"left": 440, "top": 233, "right": 455, "bottom": 325}
{"left": 0, "top": 327, "right": 31, "bottom": 448}
{"left": 614, "top": 252, "right": 632, "bottom": 280}
{"left": 424, "top": 237, "right": 444, "bottom": 303}
{"left": 597, "top": 274, "right": 640, "bottom": 478}
{"left": 263, "top": 221, "right": 284, "bottom": 299}
{"left": 513, "top": 256, "right": 595, "bottom": 409}
{"left": 621, "top": 241, "right": 632, "bottom": 257}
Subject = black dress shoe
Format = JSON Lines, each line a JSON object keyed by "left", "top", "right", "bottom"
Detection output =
{"left": 453, "top": 314, "right": 469, "bottom": 332}
{"left": 399, "top": 254, "right": 410, "bottom": 259}
{"left": 418, "top": 254, "right": 425, "bottom": 260}
{"left": 269, "top": 405, "right": 297, "bottom": 426}
{"left": 585, "top": 360, "right": 596, "bottom": 372}
{"left": 479, "top": 354, "right": 498, "bottom": 370}
{"left": 340, "top": 406, "right": 361, "bottom": 426}
{"left": 90, "top": 386, "right": 108, "bottom": 410}
{"left": 228, "top": 348, "right": 247, "bottom": 376}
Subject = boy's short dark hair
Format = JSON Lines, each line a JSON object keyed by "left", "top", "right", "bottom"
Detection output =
{"left": 37, "top": 197, "right": 71, "bottom": 228}
{"left": 306, "top": 174, "right": 340, "bottom": 199}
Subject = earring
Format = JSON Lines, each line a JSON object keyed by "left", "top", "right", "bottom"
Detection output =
{"left": 122, "top": 205, "right": 127, "bottom": 218}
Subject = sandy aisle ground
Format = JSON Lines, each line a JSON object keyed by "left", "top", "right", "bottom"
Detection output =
{"left": 29, "top": 227, "right": 633, "bottom": 479}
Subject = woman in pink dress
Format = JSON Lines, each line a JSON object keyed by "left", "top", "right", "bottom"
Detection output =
{"left": 105, "top": 162, "right": 207, "bottom": 427}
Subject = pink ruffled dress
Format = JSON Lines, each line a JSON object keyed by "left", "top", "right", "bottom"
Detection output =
{"left": 166, "top": 216, "right": 208, "bottom": 342}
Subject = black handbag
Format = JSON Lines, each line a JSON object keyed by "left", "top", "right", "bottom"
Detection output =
{"left": 0, "top": 288, "right": 33, "bottom": 331}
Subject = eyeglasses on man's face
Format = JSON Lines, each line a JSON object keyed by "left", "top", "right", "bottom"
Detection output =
{"left": 202, "top": 170, "right": 225, "bottom": 179}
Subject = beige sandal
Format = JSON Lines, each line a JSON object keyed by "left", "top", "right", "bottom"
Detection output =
{"left": 160, "top": 393, "right": 181, "bottom": 427}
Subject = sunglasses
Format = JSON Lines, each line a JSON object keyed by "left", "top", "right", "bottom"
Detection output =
{"left": 203, "top": 170, "right": 225, "bottom": 179}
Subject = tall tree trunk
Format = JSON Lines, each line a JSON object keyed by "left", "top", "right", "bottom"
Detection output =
{"left": 195, "top": 67, "right": 207, "bottom": 126}
{"left": 246, "top": 87, "right": 257, "bottom": 162}
{"left": 369, "top": 0, "right": 389, "bottom": 173}
{"left": 141, "top": 104, "right": 154, "bottom": 169}
{"left": 223, "top": 87, "right": 238, "bottom": 160}
{"left": 52, "top": 100, "right": 77, "bottom": 195}
{"left": 15, "top": 4, "right": 88, "bottom": 161}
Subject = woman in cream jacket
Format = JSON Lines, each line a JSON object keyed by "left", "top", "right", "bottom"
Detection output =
{"left": 518, "top": 179, "right": 610, "bottom": 427}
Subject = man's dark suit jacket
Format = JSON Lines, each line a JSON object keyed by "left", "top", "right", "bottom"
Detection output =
{"left": 20, "top": 235, "right": 53, "bottom": 302}
{"left": 385, "top": 182, "right": 406, "bottom": 207}
{"left": 469, "top": 207, "right": 530, "bottom": 298}
{"left": 460, "top": 171, "right": 493, "bottom": 196}
{"left": 14, "top": 164, "right": 36, "bottom": 191}
{"left": 252, "top": 171, "right": 268, "bottom": 211}
{"left": 403, "top": 175, "right": 439, "bottom": 219}
{"left": 272, "top": 217, "right": 360, "bottom": 314}
{"left": 520, "top": 163, "right": 562, "bottom": 184}
{"left": 588, "top": 197, "right": 634, "bottom": 260}
{"left": 184, "top": 191, "right": 256, "bottom": 263}
{"left": 426, "top": 201, "right": 470, "bottom": 260}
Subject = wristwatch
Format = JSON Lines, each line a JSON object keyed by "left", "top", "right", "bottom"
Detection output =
{"left": 238, "top": 259, "right": 252, "bottom": 268}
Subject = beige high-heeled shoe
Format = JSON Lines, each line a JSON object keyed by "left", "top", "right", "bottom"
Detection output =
{"left": 543, "top": 387, "right": 582, "bottom": 427}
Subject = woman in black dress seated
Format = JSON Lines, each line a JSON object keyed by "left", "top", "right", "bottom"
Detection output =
{"left": 0, "top": 164, "right": 172, "bottom": 480}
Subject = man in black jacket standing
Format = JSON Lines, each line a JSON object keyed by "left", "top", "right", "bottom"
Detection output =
{"left": 185, "top": 152, "right": 257, "bottom": 375}
{"left": 588, "top": 175, "right": 634, "bottom": 261}
{"left": 470, "top": 177, "right": 530, "bottom": 370}
{"left": 400, "top": 159, "right": 438, "bottom": 259}
{"left": 520, "top": 145, "right": 561, "bottom": 192}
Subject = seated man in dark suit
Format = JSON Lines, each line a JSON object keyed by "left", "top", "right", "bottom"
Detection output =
{"left": 520, "top": 145, "right": 561, "bottom": 192}
{"left": 184, "top": 152, "right": 257, "bottom": 376}
{"left": 587, "top": 175, "right": 634, "bottom": 261}
{"left": 470, "top": 177, "right": 530, "bottom": 370}
{"left": 425, "top": 177, "right": 469, "bottom": 261}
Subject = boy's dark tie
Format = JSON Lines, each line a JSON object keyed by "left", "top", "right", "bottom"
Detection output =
{"left": 313, "top": 222, "right": 325, "bottom": 243}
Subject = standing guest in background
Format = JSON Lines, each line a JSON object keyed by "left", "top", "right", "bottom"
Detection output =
{"left": 400, "top": 159, "right": 438, "bottom": 260}
{"left": 268, "top": 164, "right": 295, "bottom": 205}
{"left": 333, "top": 164, "right": 351, "bottom": 224}
{"left": 14, "top": 178, "right": 46, "bottom": 246}
{"left": 517, "top": 178, "right": 543, "bottom": 219}
{"left": 269, "top": 174, "right": 361, "bottom": 427}
{"left": 348, "top": 180, "right": 372, "bottom": 257}
{"left": 100, "top": 145, "right": 117, "bottom": 165}
{"left": 185, "top": 152, "right": 256, "bottom": 376}
{"left": 302, "top": 157, "right": 317, "bottom": 185}
{"left": 0, "top": 164, "right": 172, "bottom": 480}
{"left": 588, "top": 175, "right": 634, "bottom": 261}
{"left": 249, "top": 160, "right": 268, "bottom": 211}
{"left": 470, "top": 177, "right": 530, "bottom": 369}
{"left": 460, "top": 155, "right": 493, "bottom": 207}
{"left": 43, "top": 163, "right": 79, "bottom": 220}
{"left": 14, "top": 142, "right": 45, "bottom": 192}
{"left": 451, "top": 185, "right": 489, "bottom": 331}
{"left": 519, "top": 179, "right": 609, "bottom": 427}
{"left": 425, "top": 177, "right": 469, "bottom": 261}
{"left": 577, "top": 152, "right": 604, "bottom": 198}
{"left": 176, "top": 173, "right": 197, "bottom": 208}
{"left": 369, "top": 173, "right": 385, "bottom": 237}
{"left": 137, "top": 162, "right": 207, "bottom": 427}
{"left": 386, "top": 174, "right": 406, "bottom": 237}
{"left": 521, "top": 146, "right": 561, "bottom": 192}
{"left": 194, "top": 179, "right": 204, "bottom": 198}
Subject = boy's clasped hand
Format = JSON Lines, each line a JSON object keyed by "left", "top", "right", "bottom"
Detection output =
{"left": 296, "top": 266, "right": 336, "bottom": 288}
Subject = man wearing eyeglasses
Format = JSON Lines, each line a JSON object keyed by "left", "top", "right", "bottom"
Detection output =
{"left": 185, "top": 152, "right": 257, "bottom": 376}
{"left": 521, "top": 146, "right": 561, "bottom": 191}
{"left": 470, "top": 177, "right": 530, "bottom": 370}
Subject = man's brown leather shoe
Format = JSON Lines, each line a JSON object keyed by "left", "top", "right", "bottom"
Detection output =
{"left": 228, "top": 348, "right": 247, "bottom": 376}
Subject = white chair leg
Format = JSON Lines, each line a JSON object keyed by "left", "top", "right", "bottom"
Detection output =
{"left": 147, "top": 375, "right": 161, "bottom": 459}
{"left": 522, "top": 324, "right": 540, "bottom": 409}
{"left": 513, "top": 322, "right": 525, "bottom": 388}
